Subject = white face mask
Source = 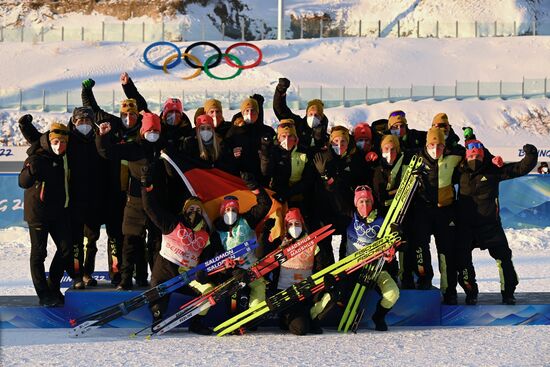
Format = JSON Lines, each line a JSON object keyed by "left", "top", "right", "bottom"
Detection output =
{"left": 51, "top": 143, "right": 63, "bottom": 155}
{"left": 280, "top": 138, "right": 292, "bottom": 151}
{"left": 390, "top": 129, "right": 401, "bottom": 137}
{"left": 428, "top": 147, "right": 439, "bottom": 160}
{"left": 76, "top": 124, "right": 92, "bottom": 135}
{"left": 288, "top": 225, "right": 302, "bottom": 239}
{"left": 243, "top": 113, "right": 254, "bottom": 124}
{"left": 382, "top": 152, "right": 392, "bottom": 164}
{"left": 542, "top": 167, "right": 548, "bottom": 173}
{"left": 223, "top": 211, "right": 238, "bottom": 226}
{"left": 166, "top": 112, "right": 177, "bottom": 126}
{"left": 212, "top": 116, "right": 218, "bottom": 127}
{"left": 200, "top": 130, "right": 213, "bottom": 142}
{"left": 332, "top": 144, "right": 344, "bottom": 156}
{"left": 307, "top": 115, "right": 321, "bottom": 129}
{"left": 122, "top": 115, "right": 131, "bottom": 128}
{"left": 144, "top": 132, "right": 160, "bottom": 143}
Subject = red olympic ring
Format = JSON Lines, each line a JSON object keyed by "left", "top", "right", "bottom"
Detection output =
{"left": 224, "top": 42, "right": 263, "bottom": 69}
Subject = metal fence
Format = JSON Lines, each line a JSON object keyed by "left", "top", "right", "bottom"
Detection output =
{"left": 1, "top": 18, "right": 550, "bottom": 43}
{"left": 1, "top": 78, "right": 548, "bottom": 113}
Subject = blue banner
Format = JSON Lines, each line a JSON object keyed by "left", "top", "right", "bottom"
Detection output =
{"left": 1, "top": 173, "right": 548, "bottom": 229}
{"left": 0, "top": 174, "right": 25, "bottom": 228}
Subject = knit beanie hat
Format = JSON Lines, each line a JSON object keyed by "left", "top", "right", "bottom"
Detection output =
{"left": 140, "top": 112, "right": 161, "bottom": 135}
{"left": 465, "top": 139, "right": 485, "bottom": 160}
{"left": 380, "top": 134, "right": 400, "bottom": 154}
{"left": 219, "top": 195, "right": 239, "bottom": 215}
{"left": 120, "top": 99, "right": 138, "bottom": 115}
{"left": 72, "top": 107, "right": 94, "bottom": 121}
{"left": 353, "top": 123, "right": 372, "bottom": 141}
{"left": 354, "top": 185, "right": 374, "bottom": 207}
{"left": 330, "top": 125, "right": 350, "bottom": 143}
{"left": 182, "top": 196, "right": 205, "bottom": 214}
{"left": 432, "top": 113, "right": 449, "bottom": 126}
{"left": 49, "top": 122, "right": 69, "bottom": 142}
{"left": 388, "top": 114, "right": 407, "bottom": 129}
{"left": 285, "top": 208, "right": 304, "bottom": 226}
{"left": 204, "top": 99, "right": 222, "bottom": 113}
{"left": 277, "top": 119, "right": 297, "bottom": 139}
{"left": 162, "top": 98, "right": 183, "bottom": 119}
{"left": 240, "top": 98, "right": 259, "bottom": 114}
{"left": 195, "top": 114, "right": 215, "bottom": 129}
{"left": 426, "top": 127, "right": 445, "bottom": 146}
{"left": 306, "top": 99, "right": 324, "bottom": 117}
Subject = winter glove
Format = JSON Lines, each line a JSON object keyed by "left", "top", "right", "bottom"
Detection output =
{"left": 276, "top": 78, "right": 291, "bottom": 94}
{"left": 140, "top": 164, "right": 154, "bottom": 188}
{"left": 263, "top": 218, "right": 276, "bottom": 233}
{"left": 365, "top": 151, "right": 378, "bottom": 162}
{"left": 259, "top": 134, "right": 273, "bottom": 157}
{"left": 195, "top": 269, "right": 209, "bottom": 285}
{"left": 523, "top": 144, "right": 537, "bottom": 155}
{"left": 462, "top": 126, "right": 476, "bottom": 141}
{"left": 18, "top": 114, "right": 33, "bottom": 126}
{"left": 492, "top": 156, "right": 504, "bottom": 168}
{"left": 250, "top": 93, "right": 265, "bottom": 106}
{"left": 82, "top": 79, "right": 95, "bottom": 89}
{"left": 240, "top": 171, "right": 259, "bottom": 191}
{"left": 26, "top": 155, "right": 46, "bottom": 177}
{"left": 313, "top": 152, "right": 328, "bottom": 175}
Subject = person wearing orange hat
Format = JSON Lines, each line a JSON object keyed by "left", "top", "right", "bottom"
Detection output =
{"left": 203, "top": 98, "right": 233, "bottom": 139}
{"left": 344, "top": 185, "right": 401, "bottom": 331}
{"left": 311, "top": 125, "right": 356, "bottom": 262}
{"left": 404, "top": 127, "right": 464, "bottom": 305}
{"left": 260, "top": 119, "right": 315, "bottom": 209}
{"left": 19, "top": 120, "right": 76, "bottom": 306}
{"left": 455, "top": 139, "right": 538, "bottom": 305}
{"left": 221, "top": 95, "right": 275, "bottom": 184}
{"left": 141, "top": 163, "right": 224, "bottom": 334}
{"left": 96, "top": 112, "right": 164, "bottom": 290}
{"left": 386, "top": 110, "right": 427, "bottom": 151}
{"left": 273, "top": 77, "right": 330, "bottom": 155}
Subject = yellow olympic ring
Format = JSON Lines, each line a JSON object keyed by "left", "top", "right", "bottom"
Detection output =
{"left": 162, "top": 53, "right": 203, "bottom": 80}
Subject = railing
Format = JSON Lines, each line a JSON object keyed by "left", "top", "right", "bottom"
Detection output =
{"left": 0, "top": 78, "right": 548, "bottom": 113}
{"left": 1, "top": 18, "right": 550, "bottom": 43}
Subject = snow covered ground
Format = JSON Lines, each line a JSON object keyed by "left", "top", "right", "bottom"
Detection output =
{"left": 1, "top": 226, "right": 549, "bottom": 366}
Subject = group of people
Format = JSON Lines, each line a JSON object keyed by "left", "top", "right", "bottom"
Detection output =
{"left": 18, "top": 74, "right": 538, "bottom": 335}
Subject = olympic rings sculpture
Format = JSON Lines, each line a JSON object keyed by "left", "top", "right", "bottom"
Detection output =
{"left": 143, "top": 41, "right": 263, "bottom": 81}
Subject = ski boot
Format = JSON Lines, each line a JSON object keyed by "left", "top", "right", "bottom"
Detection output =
{"left": 83, "top": 274, "right": 98, "bottom": 287}
{"left": 372, "top": 301, "right": 391, "bottom": 331}
{"left": 188, "top": 316, "right": 213, "bottom": 336}
{"left": 501, "top": 291, "right": 516, "bottom": 305}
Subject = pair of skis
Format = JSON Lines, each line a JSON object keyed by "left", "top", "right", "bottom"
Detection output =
{"left": 140, "top": 224, "right": 335, "bottom": 338}
{"left": 338, "top": 155, "right": 423, "bottom": 333}
{"left": 68, "top": 239, "right": 259, "bottom": 337}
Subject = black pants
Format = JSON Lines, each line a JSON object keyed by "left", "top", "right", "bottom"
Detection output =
{"left": 29, "top": 220, "right": 74, "bottom": 300}
{"left": 406, "top": 204, "right": 456, "bottom": 293}
{"left": 279, "top": 300, "right": 314, "bottom": 336}
{"left": 120, "top": 234, "right": 147, "bottom": 286}
{"left": 149, "top": 256, "right": 200, "bottom": 319}
{"left": 70, "top": 205, "right": 100, "bottom": 279}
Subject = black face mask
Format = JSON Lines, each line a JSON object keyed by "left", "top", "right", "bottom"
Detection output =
{"left": 184, "top": 211, "right": 201, "bottom": 228}
{"left": 468, "top": 159, "right": 482, "bottom": 172}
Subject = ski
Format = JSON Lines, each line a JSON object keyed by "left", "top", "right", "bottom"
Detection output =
{"left": 338, "top": 155, "right": 423, "bottom": 332}
{"left": 214, "top": 230, "right": 402, "bottom": 336}
{"left": 68, "top": 239, "right": 258, "bottom": 337}
{"left": 144, "top": 224, "right": 335, "bottom": 337}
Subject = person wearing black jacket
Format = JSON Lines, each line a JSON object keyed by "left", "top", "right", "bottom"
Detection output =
{"left": 18, "top": 122, "right": 76, "bottom": 306}
{"left": 95, "top": 112, "right": 164, "bottom": 290}
{"left": 456, "top": 140, "right": 538, "bottom": 305}
{"left": 204, "top": 98, "right": 232, "bottom": 140}
{"left": 81, "top": 77, "right": 143, "bottom": 286}
{"left": 141, "top": 164, "right": 221, "bottom": 335}
{"left": 312, "top": 126, "right": 356, "bottom": 263}
{"left": 260, "top": 119, "right": 315, "bottom": 211}
{"left": 222, "top": 97, "right": 275, "bottom": 184}
{"left": 273, "top": 78, "right": 330, "bottom": 156}
{"left": 349, "top": 122, "right": 379, "bottom": 188}
{"left": 386, "top": 110, "right": 426, "bottom": 152}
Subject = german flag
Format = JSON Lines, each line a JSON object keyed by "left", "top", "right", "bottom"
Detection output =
{"left": 161, "top": 152, "right": 286, "bottom": 241}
